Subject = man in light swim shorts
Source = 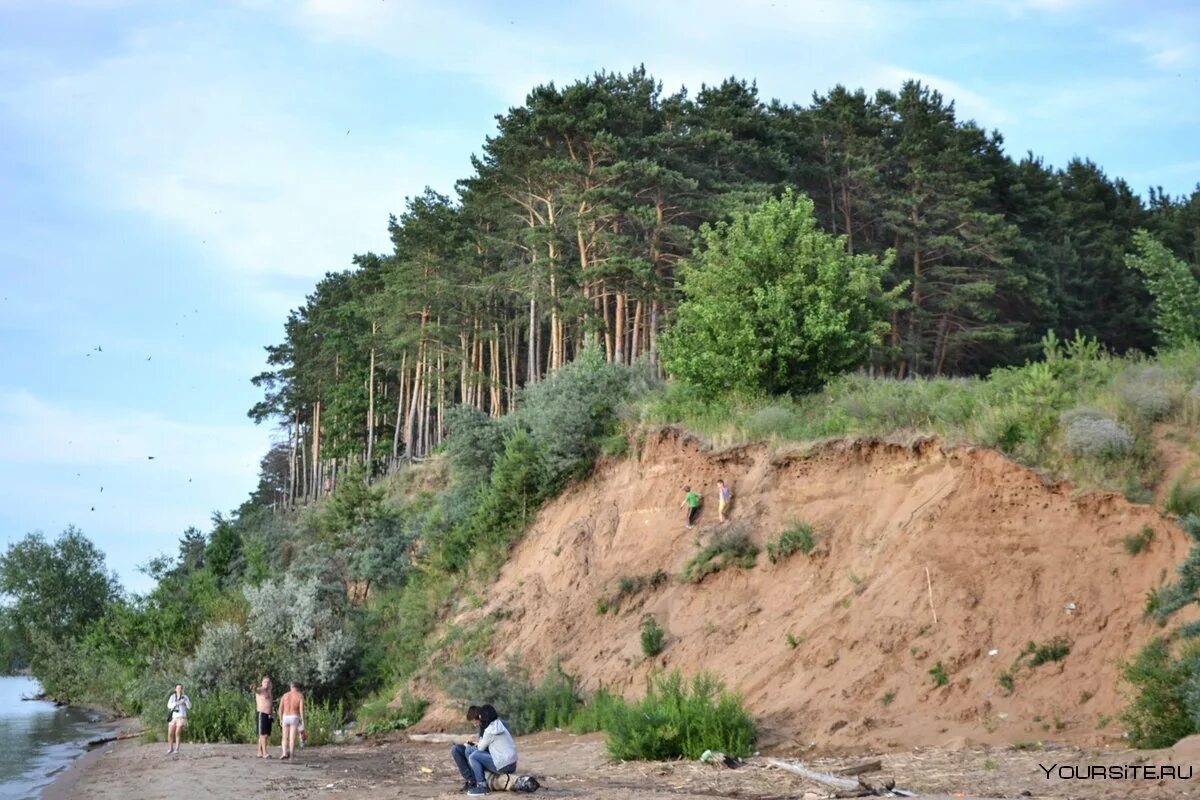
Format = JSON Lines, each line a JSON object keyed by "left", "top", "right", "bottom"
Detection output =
{"left": 277, "top": 681, "right": 305, "bottom": 760}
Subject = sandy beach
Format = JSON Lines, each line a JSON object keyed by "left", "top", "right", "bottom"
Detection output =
{"left": 40, "top": 729, "right": 1199, "bottom": 800}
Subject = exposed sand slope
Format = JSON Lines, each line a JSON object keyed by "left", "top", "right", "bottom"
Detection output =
{"left": 451, "top": 430, "right": 1195, "bottom": 751}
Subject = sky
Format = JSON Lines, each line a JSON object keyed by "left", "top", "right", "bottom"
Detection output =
{"left": 1, "top": 0, "right": 1198, "bottom": 593}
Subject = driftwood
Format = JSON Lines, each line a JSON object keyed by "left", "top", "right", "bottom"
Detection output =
{"left": 836, "top": 759, "right": 883, "bottom": 777}
{"left": 766, "top": 759, "right": 861, "bottom": 791}
{"left": 767, "top": 758, "right": 903, "bottom": 797}
{"left": 85, "top": 730, "right": 144, "bottom": 748}
{"left": 408, "top": 732, "right": 465, "bottom": 744}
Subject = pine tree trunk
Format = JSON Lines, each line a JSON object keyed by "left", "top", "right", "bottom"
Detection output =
{"left": 311, "top": 400, "right": 321, "bottom": 498}
{"left": 366, "top": 324, "right": 376, "bottom": 465}
{"left": 614, "top": 291, "right": 625, "bottom": 364}
{"left": 392, "top": 352, "right": 407, "bottom": 465}
{"left": 649, "top": 299, "right": 660, "bottom": 372}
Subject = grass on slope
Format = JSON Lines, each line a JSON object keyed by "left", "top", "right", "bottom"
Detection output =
{"left": 643, "top": 334, "right": 1200, "bottom": 499}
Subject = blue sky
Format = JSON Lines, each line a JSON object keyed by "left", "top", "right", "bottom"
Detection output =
{"left": 1, "top": 0, "right": 1198, "bottom": 592}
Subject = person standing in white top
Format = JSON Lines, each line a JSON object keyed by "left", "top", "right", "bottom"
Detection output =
{"left": 466, "top": 704, "right": 517, "bottom": 795}
{"left": 166, "top": 683, "right": 191, "bottom": 755}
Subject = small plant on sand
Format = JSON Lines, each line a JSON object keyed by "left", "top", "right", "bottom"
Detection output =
{"left": 1011, "top": 740, "right": 1044, "bottom": 751}
{"left": 997, "top": 669, "right": 1015, "bottom": 695}
{"left": 929, "top": 661, "right": 949, "bottom": 687}
{"left": 1078, "top": 690, "right": 1093, "bottom": 704}
{"left": 682, "top": 527, "right": 759, "bottom": 583}
{"left": 598, "top": 570, "right": 668, "bottom": 615}
{"left": 1123, "top": 525, "right": 1155, "bottom": 555}
{"left": 641, "top": 616, "right": 665, "bottom": 658}
{"left": 1022, "top": 636, "right": 1071, "bottom": 667}
{"left": 785, "top": 631, "right": 803, "bottom": 649}
{"left": 766, "top": 520, "right": 815, "bottom": 563}
{"left": 880, "top": 690, "right": 895, "bottom": 706}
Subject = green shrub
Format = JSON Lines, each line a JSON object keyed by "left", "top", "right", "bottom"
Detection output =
{"left": 1121, "top": 638, "right": 1197, "bottom": 748}
{"left": 570, "top": 686, "right": 625, "bottom": 734}
{"left": 683, "top": 529, "right": 759, "bottom": 583}
{"left": 602, "top": 671, "right": 756, "bottom": 760}
{"left": 303, "top": 699, "right": 346, "bottom": 746}
{"left": 997, "top": 670, "right": 1015, "bottom": 694}
{"left": 640, "top": 617, "right": 665, "bottom": 658}
{"left": 358, "top": 691, "right": 428, "bottom": 737}
{"left": 1167, "top": 476, "right": 1200, "bottom": 518}
{"left": 443, "top": 656, "right": 579, "bottom": 735}
{"left": 744, "top": 404, "right": 800, "bottom": 439}
{"left": 766, "top": 520, "right": 815, "bottom": 563}
{"left": 1064, "top": 417, "right": 1133, "bottom": 459}
{"left": 178, "top": 689, "right": 254, "bottom": 744}
{"left": 524, "top": 660, "right": 581, "bottom": 732}
{"left": 1119, "top": 380, "right": 1176, "bottom": 423}
{"left": 1022, "top": 636, "right": 1071, "bottom": 666}
{"left": 1123, "top": 525, "right": 1155, "bottom": 555}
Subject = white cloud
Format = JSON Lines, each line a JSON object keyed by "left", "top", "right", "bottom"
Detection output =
{"left": 1, "top": 20, "right": 468, "bottom": 314}
{"left": 1126, "top": 28, "right": 1198, "bottom": 71}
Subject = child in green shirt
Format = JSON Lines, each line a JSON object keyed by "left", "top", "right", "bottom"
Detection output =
{"left": 681, "top": 486, "right": 701, "bottom": 528}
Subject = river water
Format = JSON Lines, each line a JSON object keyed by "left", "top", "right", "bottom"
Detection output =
{"left": 0, "top": 676, "right": 106, "bottom": 799}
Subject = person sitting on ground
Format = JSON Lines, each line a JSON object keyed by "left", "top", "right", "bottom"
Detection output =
{"left": 717, "top": 479, "right": 733, "bottom": 522}
{"left": 681, "top": 486, "right": 701, "bottom": 529}
{"left": 165, "top": 682, "right": 191, "bottom": 755}
{"left": 277, "top": 681, "right": 305, "bottom": 760}
{"left": 450, "top": 705, "right": 484, "bottom": 792}
{"left": 466, "top": 704, "right": 517, "bottom": 795}
{"left": 253, "top": 676, "right": 273, "bottom": 759}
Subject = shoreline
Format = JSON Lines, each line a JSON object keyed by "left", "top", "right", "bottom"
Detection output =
{"left": 40, "top": 735, "right": 124, "bottom": 800}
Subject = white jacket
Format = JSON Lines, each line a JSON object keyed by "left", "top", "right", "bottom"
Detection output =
{"left": 167, "top": 693, "right": 192, "bottom": 719}
{"left": 477, "top": 719, "right": 517, "bottom": 770}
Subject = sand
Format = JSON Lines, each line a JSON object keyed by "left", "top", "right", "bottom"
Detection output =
{"left": 42, "top": 731, "right": 1196, "bottom": 799}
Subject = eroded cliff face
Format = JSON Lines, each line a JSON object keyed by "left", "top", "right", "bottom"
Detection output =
{"left": 429, "top": 430, "right": 1193, "bottom": 751}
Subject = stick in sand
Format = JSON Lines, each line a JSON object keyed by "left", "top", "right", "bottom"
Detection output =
{"left": 925, "top": 565, "right": 938, "bottom": 626}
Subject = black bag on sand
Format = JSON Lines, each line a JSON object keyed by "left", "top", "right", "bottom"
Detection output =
{"left": 485, "top": 772, "right": 541, "bottom": 793}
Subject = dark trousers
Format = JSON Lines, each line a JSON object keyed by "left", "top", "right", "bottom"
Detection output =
{"left": 451, "top": 743, "right": 477, "bottom": 782}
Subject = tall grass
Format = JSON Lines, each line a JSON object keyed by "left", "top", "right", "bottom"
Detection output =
{"left": 642, "top": 337, "right": 1200, "bottom": 495}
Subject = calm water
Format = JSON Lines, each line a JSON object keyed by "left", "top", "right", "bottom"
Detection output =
{"left": 0, "top": 676, "right": 106, "bottom": 800}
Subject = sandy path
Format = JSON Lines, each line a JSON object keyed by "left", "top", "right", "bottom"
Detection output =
{"left": 42, "top": 731, "right": 1198, "bottom": 800}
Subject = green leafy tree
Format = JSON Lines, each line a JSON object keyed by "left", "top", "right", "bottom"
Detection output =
{"left": 1126, "top": 229, "right": 1200, "bottom": 349}
{"left": 662, "top": 190, "right": 899, "bottom": 396}
{"left": 0, "top": 528, "right": 120, "bottom": 691}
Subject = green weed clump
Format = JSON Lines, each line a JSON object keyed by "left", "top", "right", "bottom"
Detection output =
{"left": 600, "top": 671, "right": 756, "bottom": 761}
{"left": 683, "top": 528, "right": 759, "bottom": 583}
{"left": 929, "top": 661, "right": 949, "bottom": 687}
{"left": 1022, "top": 637, "right": 1071, "bottom": 667}
{"left": 766, "top": 520, "right": 815, "bottom": 563}
{"left": 640, "top": 617, "right": 665, "bottom": 658}
{"left": 1123, "top": 525, "right": 1155, "bottom": 555}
